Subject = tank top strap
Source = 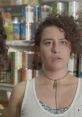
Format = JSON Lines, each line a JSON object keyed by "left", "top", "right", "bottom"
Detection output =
{"left": 21, "top": 78, "right": 34, "bottom": 111}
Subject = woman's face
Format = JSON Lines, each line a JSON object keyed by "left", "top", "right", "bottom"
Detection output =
{"left": 39, "top": 26, "right": 71, "bottom": 71}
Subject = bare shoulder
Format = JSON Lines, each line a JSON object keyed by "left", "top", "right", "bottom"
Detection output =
{"left": 71, "top": 75, "right": 82, "bottom": 84}
{"left": 10, "top": 80, "right": 26, "bottom": 104}
{"left": 13, "top": 80, "right": 26, "bottom": 94}
{"left": 7, "top": 81, "right": 27, "bottom": 117}
{"left": 8, "top": 81, "right": 26, "bottom": 111}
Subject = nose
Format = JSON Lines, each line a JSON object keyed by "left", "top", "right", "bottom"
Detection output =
{"left": 51, "top": 42, "right": 60, "bottom": 53}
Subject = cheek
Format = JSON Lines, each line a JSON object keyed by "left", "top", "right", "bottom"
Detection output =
{"left": 40, "top": 52, "right": 48, "bottom": 61}
{"left": 40, "top": 50, "right": 50, "bottom": 63}
{"left": 63, "top": 49, "right": 71, "bottom": 61}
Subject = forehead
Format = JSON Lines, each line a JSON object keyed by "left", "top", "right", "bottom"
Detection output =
{"left": 41, "top": 26, "right": 65, "bottom": 40}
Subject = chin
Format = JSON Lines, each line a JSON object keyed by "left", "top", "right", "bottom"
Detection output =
{"left": 48, "top": 64, "right": 65, "bottom": 71}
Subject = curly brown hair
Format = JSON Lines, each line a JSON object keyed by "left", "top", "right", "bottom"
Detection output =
{"left": 33, "top": 14, "right": 82, "bottom": 69}
{"left": 0, "top": 12, "right": 9, "bottom": 72}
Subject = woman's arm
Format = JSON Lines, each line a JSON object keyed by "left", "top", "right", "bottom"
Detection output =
{"left": 7, "top": 81, "right": 26, "bottom": 117}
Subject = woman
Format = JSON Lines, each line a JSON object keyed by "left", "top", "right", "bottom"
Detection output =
{"left": 0, "top": 12, "right": 9, "bottom": 74}
{"left": 8, "top": 14, "right": 82, "bottom": 117}
{"left": 0, "top": 12, "right": 9, "bottom": 116}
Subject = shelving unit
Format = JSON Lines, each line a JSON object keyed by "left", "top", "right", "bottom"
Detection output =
{"left": 0, "top": 0, "right": 81, "bottom": 88}
{"left": 0, "top": 2, "right": 81, "bottom": 75}
{"left": 6, "top": 40, "right": 34, "bottom": 46}
{"left": 6, "top": 40, "right": 34, "bottom": 51}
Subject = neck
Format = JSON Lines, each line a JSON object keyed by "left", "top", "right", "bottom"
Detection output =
{"left": 43, "top": 69, "right": 68, "bottom": 81}
{"left": 43, "top": 69, "right": 69, "bottom": 88}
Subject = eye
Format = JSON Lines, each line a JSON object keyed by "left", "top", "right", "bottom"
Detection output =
{"left": 60, "top": 40, "right": 68, "bottom": 46}
{"left": 44, "top": 41, "right": 52, "bottom": 46}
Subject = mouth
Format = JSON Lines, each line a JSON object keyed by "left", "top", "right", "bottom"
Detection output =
{"left": 51, "top": 57, "right": 62, "bottom": 62}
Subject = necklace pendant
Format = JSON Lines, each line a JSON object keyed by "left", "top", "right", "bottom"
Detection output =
{"left": 53, "top": 80, "right": 57, "bottom": 88}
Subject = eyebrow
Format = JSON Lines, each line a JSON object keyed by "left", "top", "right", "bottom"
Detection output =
{"left": 42, "top": 38, "right": 53, "bottom": 42}
{"left": 59, "top": 38, "right": 67, "bottom": 41}
{"left": 42, "top": 38, "right": 67, "bottom": 42}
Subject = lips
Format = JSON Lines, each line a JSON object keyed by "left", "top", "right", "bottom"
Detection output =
{"left": 51, "top": 57, "right": 62, "bottom": 62}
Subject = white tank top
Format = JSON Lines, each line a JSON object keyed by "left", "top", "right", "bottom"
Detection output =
{"left": 21, "top": 78, "right": 82, "bottom": 117}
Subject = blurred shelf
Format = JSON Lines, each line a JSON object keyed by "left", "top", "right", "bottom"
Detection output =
{"left": 0, "top": 83, "right": 13, "bottom": 91}
{"left": 6, "top": 40, "right": 34, "bottom": 47}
